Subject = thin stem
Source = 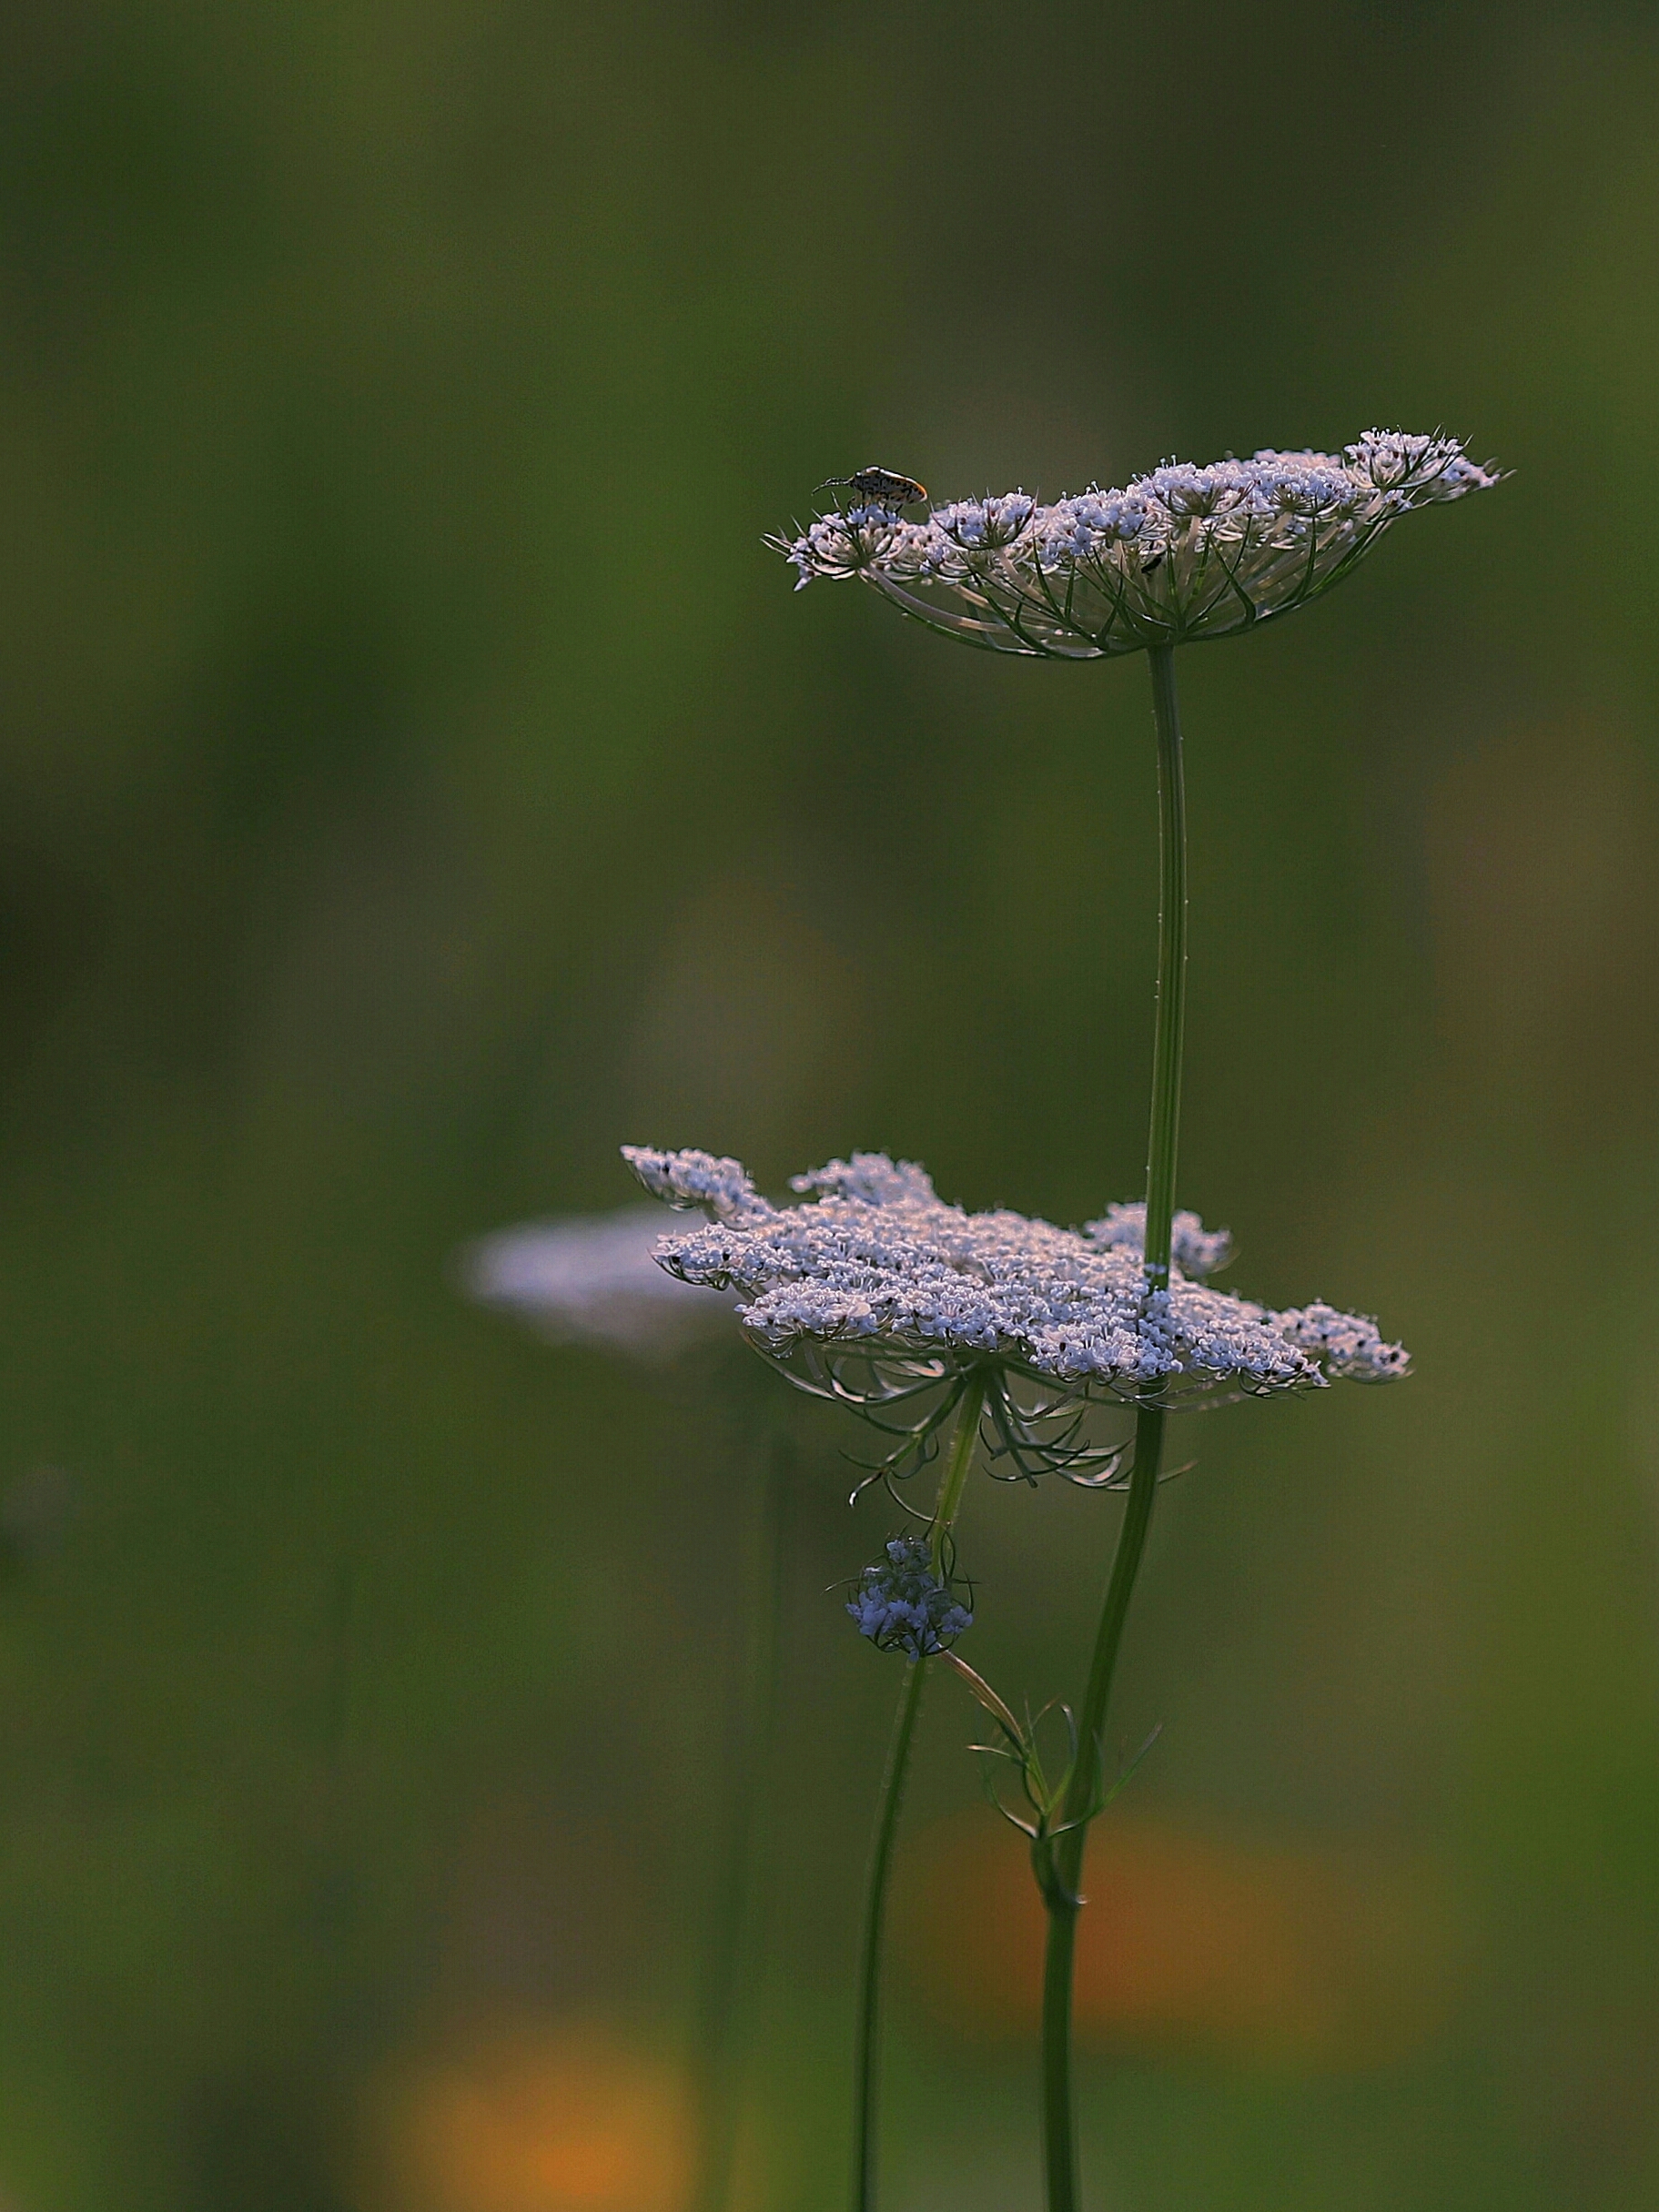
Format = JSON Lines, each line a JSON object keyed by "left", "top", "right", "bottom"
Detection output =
{"left": 851, "top": 1368, "right": 987, "bottom": 2212}
{"left": 849, "top": 1647, "right": 926, "bottom": 2212}
{"left": 1038, "top": 1407, "right": 1163, "bottom": 2212}
{"left": 1037, "top": 645, "right": 1187, "bottom": 2212}
{"left": 1141, "top": 642, "right": 1188, "bottom": 1288}
{"left": 927, "top": 1379, "right": 982, "bottom": 1577}
{"left": 691, "top": 1429, "right": 788, "bottom": 2212}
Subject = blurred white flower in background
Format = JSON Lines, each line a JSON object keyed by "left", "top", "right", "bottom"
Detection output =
{"left": 460, "top": 1207, "right": 733, "bottom": 1360}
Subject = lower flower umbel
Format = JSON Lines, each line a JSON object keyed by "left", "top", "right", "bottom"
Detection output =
{"left": 622, "top": 1145, "right": 1408, "bottom": 1423}
{"left": 625, "top": 1141, "right": 1411, "bottom": 2212}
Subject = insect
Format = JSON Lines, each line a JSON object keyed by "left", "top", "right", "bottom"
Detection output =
{"left": 815, "top": 466, "right": 928, "bottom": 510}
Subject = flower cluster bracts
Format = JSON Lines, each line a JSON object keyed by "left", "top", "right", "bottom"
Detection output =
{"left": 622, "top": 1146, "right": 1408, "bottom": 1405}
{"left": 769, "top": 432, "right": 1500, "bottom": 657}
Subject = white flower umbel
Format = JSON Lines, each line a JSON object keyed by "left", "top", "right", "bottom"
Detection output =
{"left": 622, "top": 1146, "right": 1407, "bottom": 1405}
{"left": 770, "top": 431, "right": 1501, "bottom": 656}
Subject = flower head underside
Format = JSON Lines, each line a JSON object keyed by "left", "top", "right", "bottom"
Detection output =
{"left": 768, "top": 431, "right": 1501, "bottom": 657}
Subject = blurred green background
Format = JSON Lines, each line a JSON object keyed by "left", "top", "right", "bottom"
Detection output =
{"left": 0, "top": 3, "right": 1655, "bottom": 2207}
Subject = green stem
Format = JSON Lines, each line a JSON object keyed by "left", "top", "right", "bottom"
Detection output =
{"left": 691, "top": 1430, "right": 788, "bottom": 2212}
{"left": 1141, "top": 642, "right": 1188, "bottom": 1290}
{"left": 1037, "top": 1406, "right": 1163, "bottom": 2212}
{"left": 1038, "top": 644, "right": 1187, "bottom": 2212}
{"left": 851, "top": 1368, "right": 987, "bottom": 2212}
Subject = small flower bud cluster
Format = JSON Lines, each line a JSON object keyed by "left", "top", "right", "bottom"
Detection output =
{"left": 769, "top": 431, "right": 1500, "bottom": 657}
{"left": 1274, "top": 1301, "right": 1412, "bottom": 1382}
{"left": 781, "top": 503, "right": 926, "bottom": 590}
{"left": 1085, "top": 1201, "right": 1233, "bottom": 1279}
{"left": 931, "top": 491, "right": 1039, "bottom": 564}
{"left": 847, "top": 1535, "right": 974, "bottom": 1658}
{"left": 622, "top": 1146, "right": 770, "bottom": 1221}
{"left": 623, "top": 1146, "right": 1410, "bottom": 1404}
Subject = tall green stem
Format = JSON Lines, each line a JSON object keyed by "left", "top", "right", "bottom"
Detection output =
{"left": 1037, "top": 1406, "right": 1163, "bottom": 2212}
{"left": 851, "top": 1367, "right": 987, "bottom": 2212}
{"left": 1140, "top": 642, "right": 1188, "bottom": 1291}
{"left": 1038, "top": 644, "right": 1187, "bottom": 2212}
{"left": 691, "top": 1429, "right": 787, "bottom": 2212}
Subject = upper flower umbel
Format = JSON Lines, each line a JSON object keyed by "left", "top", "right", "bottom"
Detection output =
{"left": 768, "top": 431, "right": 1501, "bottom": 658}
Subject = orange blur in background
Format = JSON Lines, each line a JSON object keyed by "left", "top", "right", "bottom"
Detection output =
{"left": 898, "top": 1811, "right": 1471, "bottom": 2070}
{"left": 362, "top": 2023, "right": 695, "bottom": 2212}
